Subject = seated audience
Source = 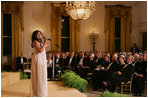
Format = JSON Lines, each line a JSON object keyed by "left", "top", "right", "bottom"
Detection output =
{"left": 53, "top": 52, "right": 62, "bottom": 77}
{"left": 65, "top": 52, "right": 77, "bottom": 71}
{"left": 132, "top": 53, "right": 147, "bottom": 96}
{"left": 46, "top": 49, "right": 146, "bottom": 95}
{"left": 139, "top": 53, "right": 143, "bottom": 61}
{"left": 103, "top": 54, "right": 120, "bottom": 82}
{"left": 65, "top": 51, "right": 70, "bottom": 59}
{"left": 94, "top": 52, "right": 103, "bottom": 66}
{"left": 92, "top": 55, "right": 111, "bottom": 91}
{"left": 104, "top": 55, "right": 134, "bottom": 92}
{"left": 75, "top": 52, "right": 85, "bottom": 73}
{"left": 57, "top": 52, "right": 65, "bottom": 73}
{"left": 79, "top": 53, "right": 96, "bottom": 79}
{"left": 133, "top": 53, "right": 141, "bottom": 67}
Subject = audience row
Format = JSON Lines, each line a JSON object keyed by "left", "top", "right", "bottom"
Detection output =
{"left": 47, "top": 51, "right": 147, "bottom": 96}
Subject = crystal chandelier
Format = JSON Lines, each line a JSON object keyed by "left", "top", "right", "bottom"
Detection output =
{"left": 66, "top": 1, "right": 95, "bottom": 20}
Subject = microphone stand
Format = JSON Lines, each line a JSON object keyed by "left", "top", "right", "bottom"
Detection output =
{"left": 50, "top": 53, "right": 55, "bottom": 81}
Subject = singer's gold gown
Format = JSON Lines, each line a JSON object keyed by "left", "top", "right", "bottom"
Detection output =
{"left": 31, "top": 42, "right": 48, "bottom": 97}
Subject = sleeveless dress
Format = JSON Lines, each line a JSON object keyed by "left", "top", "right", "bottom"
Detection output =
{"left": 31, "top": 43, "right": 48, "bottom": 97}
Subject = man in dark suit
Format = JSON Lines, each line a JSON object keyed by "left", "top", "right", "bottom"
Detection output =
{"left": 49, "top": 52, "right": 61, "bottom": 78}
{"left": 106, "top": 55, "right": 134, "bottom": 92}
{"left": 103, "top": 54, "right": 120, "bottom": 82}
{"left": 80, "top": 53, "right": 96, "bottom": 79}
{"left": 92, "top": 54, "right": 110, "bottom": 91}
{"left": 16, "top": 51, "right": 27, "bottom": 71}
{"left": 49, "top": 52, "right": 62, "bottom": 78}
{"left": 95, "top": 52, "right": 103, "bottom": 66}
{"left": 57, "top": 52, "right": 65, "bottom": 72}
{"left": 77, "top": 52, "right": 90, "bottom": 78}
{"left": 132, "top": 53, "right": 147, "bottom": 96}
{"left": 65, "top": 51, "right": 70, "bottom": 61}
{"left": 133, "top": 53, "right": 141, "bottom": 67}
{"left": 65, "top": 52, "right": 77, "bottom": 71}
{"left": 75, "top": 52, "right": 84, "bottom": 74}
{"left": 130, "top": 43, "right": 140, "bottom": 54}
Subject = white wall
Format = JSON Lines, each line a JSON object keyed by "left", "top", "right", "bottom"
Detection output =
{"left": 80, "top": 1, "right": 147, "bottom": 52}
{"left": 22, "top": 1, "right": 147, "bottom": 58}
{"left": 131, "top": 1, "right": 147, "bottom": 49}
{"left": 23, "top": 1, "right": 51, "bottom": 58}
{"left": 80, "top": 1, "right": 105, "bottom": 52}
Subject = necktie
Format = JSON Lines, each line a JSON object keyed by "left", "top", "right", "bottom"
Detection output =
{"left": 69, "top": 57, "right": 73, "bottom": 65}
{"left": 56, "top": 59, "right": 59, "bottom": 63}
{"left": 79, "top": 58, "right": 83, "bottom": 65}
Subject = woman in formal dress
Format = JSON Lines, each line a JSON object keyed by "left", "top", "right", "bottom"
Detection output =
{"left": 31, "top": 30, "right": 49, "bottom": 97}
{"left": 118, "top": 55, "right": 126, "bottom": 71}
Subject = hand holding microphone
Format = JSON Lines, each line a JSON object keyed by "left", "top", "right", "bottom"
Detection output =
{"left": 43, "top": 37, "right": 52, "bottom": 41}
{"left": 43, "top": 37, "right": 51, "bottom": 48}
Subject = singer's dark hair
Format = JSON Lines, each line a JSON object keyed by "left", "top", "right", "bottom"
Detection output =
{"left": 31, "top": 30, "right": 42, "bottom": 48}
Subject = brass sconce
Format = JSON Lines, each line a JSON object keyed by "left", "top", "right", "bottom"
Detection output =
{"left": 89, "top": 31, "right": 99, "bottom": 52}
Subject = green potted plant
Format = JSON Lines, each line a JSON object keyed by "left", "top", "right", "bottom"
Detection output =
{"left": 61, "top": 71, "right": 88, "bottom": 93}
{"left": 101, "top": 90, "right": 129, "bottom": 97}
{"left": 20, "top": 72, "right": 28, "bottom": 80}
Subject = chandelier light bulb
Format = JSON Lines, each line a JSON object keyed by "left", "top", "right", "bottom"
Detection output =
{"left": 66, "top": 1, "right": 96, "bottom": 21}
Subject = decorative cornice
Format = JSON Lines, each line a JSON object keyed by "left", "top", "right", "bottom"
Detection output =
{"left": 2, "top": 1, "right": 24, "bottom": 30}
{"left": 105, "top": 4, "right": 131, "bottom": 8}
{"left": 2, "top": 1, "right": 23, "bottom": 14}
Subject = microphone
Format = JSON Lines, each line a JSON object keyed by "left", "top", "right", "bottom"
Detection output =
{"left": 43, "top": 37, "right": 52, "bottom": 41}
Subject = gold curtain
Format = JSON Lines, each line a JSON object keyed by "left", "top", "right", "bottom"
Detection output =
{"left": 1, "top": 1, "right": 23, "bottom": 71}
{"left": 105, "top": 17, "right": 115, "bottom": 53}
{"left": 51, "top": 4, "right": 61, "bottom": 51}
{"left": 104, "top": 5, "right": 132, "bottom": 53}
{"left": 51, "top": 3, "right": 80, "bottom": 52}
{"left": 70, "top": 17, "right": 80, "bottom": 52}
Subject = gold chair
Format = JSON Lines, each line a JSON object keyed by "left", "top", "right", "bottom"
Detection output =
{"left": 23, "top": 62, "right": 31, "bottom": 73}
{"left": 116, "top": 75, "right": 134, "bottom": 94}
